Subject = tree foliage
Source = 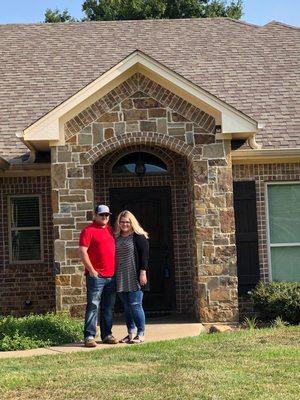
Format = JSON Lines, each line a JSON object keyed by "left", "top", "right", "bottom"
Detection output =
{"left": 44, "top": 8, "right": 76, "bottom": 23}
{"left": 44, "top": 1, "right": 243, "bottom": 23}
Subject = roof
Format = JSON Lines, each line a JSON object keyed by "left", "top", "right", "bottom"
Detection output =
{"left": 0, "top": 18, "right": 299, "bottom": 161}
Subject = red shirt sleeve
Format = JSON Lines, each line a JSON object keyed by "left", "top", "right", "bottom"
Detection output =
{"left": 79, "top": 227, "right": 91, "bottom": 248}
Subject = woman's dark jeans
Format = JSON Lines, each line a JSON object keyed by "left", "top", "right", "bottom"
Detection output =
{"left": 118, "top": 290, "right": 145, "bottom": 336}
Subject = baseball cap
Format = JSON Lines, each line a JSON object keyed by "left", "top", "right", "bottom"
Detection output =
{"left": 94, "top": 204, "right": 111, "bottom": 215}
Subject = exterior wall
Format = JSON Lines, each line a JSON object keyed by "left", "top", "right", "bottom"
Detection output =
{"left": 233, "top": 163, "right": 300, "bottom": 318}
{"left": 0, "top": 176, "right": 55, "bottom": 316}
{"left": 52, "top": 73, "right": 238, "bottom": 323}
{"left": 233, "top": 162, "right": 300, "bottom": 281}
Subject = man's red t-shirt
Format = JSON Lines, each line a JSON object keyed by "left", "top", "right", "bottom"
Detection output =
{"left": 79, "top": 223, "right": 115, "bottom": 277}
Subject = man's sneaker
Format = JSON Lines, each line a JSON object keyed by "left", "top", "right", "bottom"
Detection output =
{"left": 119, "top": 334, "right": 133, "bottom": 344}
{"left": 102, "top": 335, "right": 118, "bottom": 344}
{"left": 130, "top": 335, "right": 145, "bottom": 344}
{"left": 84, "top": 338, "right": 97, "bottom": 348}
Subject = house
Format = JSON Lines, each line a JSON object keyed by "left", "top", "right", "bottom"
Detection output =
{"left": 0, "top": 18, "right": 299, "bottom": 322}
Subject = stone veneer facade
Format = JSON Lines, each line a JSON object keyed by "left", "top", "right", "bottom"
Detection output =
{"left": 51, "top": 72, "right": 238, "bottom": 323}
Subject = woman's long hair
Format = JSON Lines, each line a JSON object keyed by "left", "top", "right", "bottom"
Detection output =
{"left": 115, "top": 210, "right": 149, "bottom": 238}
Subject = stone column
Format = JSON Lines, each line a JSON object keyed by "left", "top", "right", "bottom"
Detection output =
{"left": 193, "top": 141, "right": 238, "bottom": 323}
{"left": 51, "top": 127, "right": 94, "bottom": 316}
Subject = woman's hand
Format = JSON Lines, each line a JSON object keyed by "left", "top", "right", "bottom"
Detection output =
{"left": 139, "top": 270, "right": 147, "bottom": 286}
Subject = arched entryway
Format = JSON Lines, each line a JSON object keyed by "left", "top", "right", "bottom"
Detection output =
{"left": 93, "top": 144, "right": 195, "bottom": 315}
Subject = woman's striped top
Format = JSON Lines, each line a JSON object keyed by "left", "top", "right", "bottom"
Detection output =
{"left": 115, "top": 234, "right": 140, "bottom": 292}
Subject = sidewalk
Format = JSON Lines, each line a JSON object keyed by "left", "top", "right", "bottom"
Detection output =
{"left": 0, "top": 316, "right": 207, "bottom": 359}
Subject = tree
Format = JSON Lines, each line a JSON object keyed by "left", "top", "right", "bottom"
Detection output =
{"left": 44, "top": 8, "right": 76, "bottom": 23}
{"left": 205, "top": 0, "right": 243, "bottom": 19}
{"left": 82, "top": 0, "right": 243, "bottom": 20}
{"left": 44, "top": 1, "right": 243, "bottom": 23}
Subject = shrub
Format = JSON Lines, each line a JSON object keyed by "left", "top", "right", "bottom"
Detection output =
{"left": 271, "top": 316, "right": 289, "bottom": 329}
{"left": 0, "top": 312, "right": 83, "bottom": 351}
{"left": 242, "top": 316, "right": 258, "bottom": 330}
{"left": 251, "top": 282, "right": 300, "bottom": 325}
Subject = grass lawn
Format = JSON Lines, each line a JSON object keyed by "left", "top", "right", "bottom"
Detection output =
{"left": 0, "top": 327, "right": 299, "bottom": 400}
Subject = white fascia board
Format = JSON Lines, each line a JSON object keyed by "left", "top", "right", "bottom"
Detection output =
{"left": 24, "top": 119, "right": 59, "bottom": 142}
{"left": 136, "top": 54, "right": 257, "bottom": 133}
{"left": 23, "top": 52, "right": 140, "bottom": 142}
{"left": 23, "top": 50, "right": 257, "bottom": 143}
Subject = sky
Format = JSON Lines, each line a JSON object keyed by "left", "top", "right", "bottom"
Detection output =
{"left": 0, "top": 0, "right": 299, "bottom": 26}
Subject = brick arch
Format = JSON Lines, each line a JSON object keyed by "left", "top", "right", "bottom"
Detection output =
{"left": 86, "top": 131, "right": 200, "bottom": 164}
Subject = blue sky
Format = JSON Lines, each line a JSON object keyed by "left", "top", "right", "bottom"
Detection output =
{"left": 0, "top": 0, "right": 299, "bottom": 26}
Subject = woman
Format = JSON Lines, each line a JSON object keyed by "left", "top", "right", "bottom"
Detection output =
{"left": 115, "top": 210, "right": 149, "bottom": 343}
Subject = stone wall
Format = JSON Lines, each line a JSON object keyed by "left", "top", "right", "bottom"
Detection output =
{"left": 52, "top": 72, "right": 238, "bottom": 322}
{"left": 0, "top": 176, "right": 55, "bottom": 316}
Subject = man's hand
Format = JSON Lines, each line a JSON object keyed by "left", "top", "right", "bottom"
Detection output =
{"left": 78, "top": 246, "right": 98, "bottom": 278}
{"left": 89, "top": 269, "right": 99, "bottom": 278}
{"left": 139, "top": 270, "right": 147, "bottom": 286}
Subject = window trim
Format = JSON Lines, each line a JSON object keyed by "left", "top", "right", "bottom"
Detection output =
{"left": 265, "top": 181, "right": 300, "bottom": 281}
{"left": 8, "top": 194, "right": 44, "bottom": 264}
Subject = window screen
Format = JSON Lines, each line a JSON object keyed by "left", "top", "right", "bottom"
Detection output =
{"left": 267, "top": 184, "right": 300, "bottom": 281}
{"left": 9, "top": 196, "right": 42, "bottom": 262}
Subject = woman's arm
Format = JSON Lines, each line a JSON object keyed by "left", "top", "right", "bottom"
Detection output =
{"left": 135, "top": 235, "right": 149, "bottom": 286}
{"left": 139, "top": 270, "right": 147, "bottom": 286}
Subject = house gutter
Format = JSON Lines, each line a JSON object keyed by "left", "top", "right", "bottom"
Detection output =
{"left": 232, "top": 148, "right": 300, "bottom": 164}
{"left": 15, "top": 132, "right": 37, "bottom": 163}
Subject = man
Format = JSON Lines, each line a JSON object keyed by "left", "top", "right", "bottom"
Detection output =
{"left": 79, "top": 204, "right": 117, "bottom": 347}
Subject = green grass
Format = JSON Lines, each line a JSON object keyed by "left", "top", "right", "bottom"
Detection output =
{"left": 0, "top": 327, "right": 299, "bottom": 400}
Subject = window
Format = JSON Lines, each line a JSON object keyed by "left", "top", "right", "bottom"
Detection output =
{"left": 9, "top": 195, "right": 43, "bottom": 263}
{"left": 112, "top": 152, "right": 168, "bottom": 175}
{"left": 266, "top": 183, "right": 300, "bottom": 281}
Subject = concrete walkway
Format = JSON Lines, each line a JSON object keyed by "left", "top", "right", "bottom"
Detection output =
{"left": 0, "top": 316, "right": 207, "bottom": 359}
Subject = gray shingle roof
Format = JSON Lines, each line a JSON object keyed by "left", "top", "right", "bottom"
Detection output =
{"left": 0, "top": 18, "right": 299, "bottom": 161}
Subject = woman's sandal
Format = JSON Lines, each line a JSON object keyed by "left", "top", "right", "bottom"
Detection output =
{"left": 119, "top": 335, "right": 133, "bottom": 344}
{"left": 130, "top": 335, "right": 145, "bottom": 344}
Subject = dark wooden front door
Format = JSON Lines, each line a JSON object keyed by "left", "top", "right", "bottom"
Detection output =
{"left": 110, "top": 186, "right": 175, "bottom": 312}
{"left": 233, "top": 181, "right": 260, "bottom": 294}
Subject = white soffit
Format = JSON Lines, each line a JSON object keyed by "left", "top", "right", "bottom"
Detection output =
{"left": 23, "top": 50, "right": 258, "bottom": 145}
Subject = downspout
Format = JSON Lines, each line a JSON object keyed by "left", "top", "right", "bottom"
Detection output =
{"left": 246, "top": 123, "right": 264, "bottom": 150}
{"left": 15, "top": 132, "right": 37, "bottom": 163}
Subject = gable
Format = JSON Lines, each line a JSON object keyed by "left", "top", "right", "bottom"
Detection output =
{"left": 22, "top": 51, "right": 258, "bottom": 151}
{"left": 64, "top": 73, "right": 216, "bottom": 148}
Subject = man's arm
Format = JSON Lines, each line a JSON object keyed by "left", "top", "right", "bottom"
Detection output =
{"left": 78, "top": 246, "right": 98, "bottom": 278}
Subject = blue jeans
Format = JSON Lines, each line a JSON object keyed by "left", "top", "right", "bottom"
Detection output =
{"left": 118, "top": 290, "right": 145, "bottom": 336}
{"left": 84, "top": 275, "right": 116, "bottom": 340}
